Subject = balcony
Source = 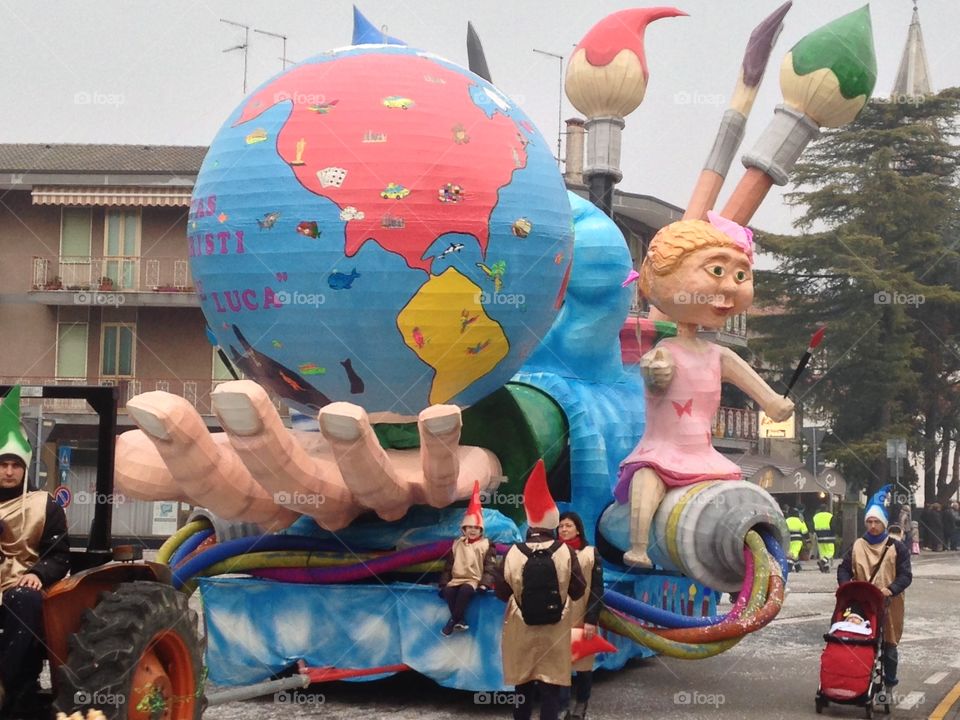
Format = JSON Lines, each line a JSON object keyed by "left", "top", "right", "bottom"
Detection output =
{"left": 1, "top": 375, "right": 291, "bottom": 422}
{"left": 628, "top": 302, "right": 747, "bottom": 346}
{"left": 712, "top": 405, "right": 758, "bottom": 449}
{"left": 29, "top": 256, "right": 199, "bottom": 308}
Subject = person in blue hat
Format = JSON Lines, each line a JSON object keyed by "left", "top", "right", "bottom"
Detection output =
{"left": 837, "top": 484, "right": 912, "bottom": 694}
{"left": 0, "top": 386, "right": 70, "bottom": 714}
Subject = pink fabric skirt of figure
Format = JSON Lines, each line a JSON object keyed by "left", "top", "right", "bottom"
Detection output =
{"left": 614, "top": 339, "right": 742, "bottom": 504}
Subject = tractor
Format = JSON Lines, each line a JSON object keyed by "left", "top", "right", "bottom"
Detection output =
{"left": 1, "top": 384, "right": 204, "bottom": 720}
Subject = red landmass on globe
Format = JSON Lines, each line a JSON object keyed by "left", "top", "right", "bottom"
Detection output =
{"left": 234, "top": 53, "right": 528, "bottom": 273}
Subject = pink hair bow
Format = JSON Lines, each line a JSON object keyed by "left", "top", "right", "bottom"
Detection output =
{"left": 707, "top": 211, "right": 754, "bottom": 265}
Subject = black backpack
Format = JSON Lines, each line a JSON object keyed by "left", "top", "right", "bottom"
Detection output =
{"left": 516, "top": 540, "right": 564, "bottom": 625}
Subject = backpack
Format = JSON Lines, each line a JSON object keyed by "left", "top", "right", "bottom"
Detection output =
{"left": 516, "top": 540, "right": 564, "bottom": 625}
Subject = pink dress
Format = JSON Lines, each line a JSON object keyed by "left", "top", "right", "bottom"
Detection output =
{"left": 614, "top": 339, "right": 741, "bottom": 503}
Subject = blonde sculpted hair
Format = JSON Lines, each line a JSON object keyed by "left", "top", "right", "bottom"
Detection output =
{"left": 638, "top": 219, "right": 738, "bottom": 298}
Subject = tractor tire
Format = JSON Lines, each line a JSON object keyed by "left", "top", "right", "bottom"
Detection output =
{"left": 54, "top": 580, "right": 205, "bottom": 720}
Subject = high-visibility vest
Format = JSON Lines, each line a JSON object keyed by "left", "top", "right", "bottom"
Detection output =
{"left": 813, "top": 511, "right": 835, "bottom": 543}
{"left": 786, "top": 516, "right": 808, "bottom": 542}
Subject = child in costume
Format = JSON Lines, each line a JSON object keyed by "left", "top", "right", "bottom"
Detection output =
{"left": 615, "top": 212, "right": 795, "bottom": 567}
{"left": 438, "top": 481, "right": 496, "bottom": 636}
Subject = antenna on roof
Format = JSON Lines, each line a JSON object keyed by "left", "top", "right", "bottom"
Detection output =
{"left": 221, "top": 19, "right": 250, "bottom": 93}
{"left": 254, "top": 28, "right": 290, "bottom": 71}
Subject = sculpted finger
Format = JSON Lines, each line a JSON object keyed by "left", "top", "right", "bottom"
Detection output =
{"left": 115, "top": 429, "right": 193, "bottom": 502}
{"left": 319, "top": 402, "right": 412, "bottom": 521}
{"left": 126, "top": 391, "right": 297, "bottom": 530}
{"left": 212, "top": 381, "right": 364, "bottom": 530}
{"left": 418, "top": 405, "right": 462, "bottom": 507}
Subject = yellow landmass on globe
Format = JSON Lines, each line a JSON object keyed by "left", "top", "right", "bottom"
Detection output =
{"left": 397, "top": 267, "right": 509, "bottom": 404}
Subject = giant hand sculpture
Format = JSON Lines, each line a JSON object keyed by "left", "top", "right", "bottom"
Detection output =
{"left": 116, "top": 382, "right": 501, "bottom": 531}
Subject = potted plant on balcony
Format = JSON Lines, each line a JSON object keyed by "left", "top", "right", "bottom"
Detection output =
{"left": 99, "top": 276, "right": 115, "bottom": 291}
{"left": 43, "top": 276, "right": 63, "bottom": 290}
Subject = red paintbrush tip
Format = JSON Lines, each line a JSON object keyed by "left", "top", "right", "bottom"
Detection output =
{"left": 574, "top": 7, "right": 688, "bottom": 75}
{"left": 809, "top": 325, "right": 827, "bottom": 350}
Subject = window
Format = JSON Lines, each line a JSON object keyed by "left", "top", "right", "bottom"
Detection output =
{"left": 101, "top": 323, "right": 135, "bottom": 377}
{"left": 56, "top": 323, "right": 88, "bottom": 378}
{"left": 60, "top": 209, "right": 93, "bottom": 288}
{"left": 103, "top": 209, "right": 141, "bottom": 289}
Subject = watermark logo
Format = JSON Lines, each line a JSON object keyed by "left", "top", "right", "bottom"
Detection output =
{"left": 874, "top": 291, "right": 924, "bottom": 307}
{"left": 74, "top": 91, "right": 125, "bottom": 107}
{"left": 674, "top": 291, "right": 726, "bottom": 306}
{"left": 274, "top": 91, "right": 327, "bottom": 105}
{"left": 275, "top": 290, "right": 326, "bottom": 308}
{"left": 274, "top": 690, "right": 325, "bottom": 706}
{"left": 673, "top": 690, "right": 725, "bottom": 707}
{"left": 74, "top": 690, "right": 125, "bottom": 706}
{"left": 478, "top": 490, "right": 524, "bottom": 508}
{"left": 73, "top": 491, "right": 126, "bottom": 506}
{"left": 474, "top": 692, "right": 525, "bottom": 707}
{"left": 74, "top": 291, "right": 126, "bottom": 308}
{"left": 673, "top": 90, "right": 725, "bottom": 107}
{"left": 476, "top": 291, "right": 526, "bottom": 307}
{"left": 877, "top": 93, "right": 926, "bottom": 106}
{"left": 274, "top": 491, "right": 326, "bottom": 507}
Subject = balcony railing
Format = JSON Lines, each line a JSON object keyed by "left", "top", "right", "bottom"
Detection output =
{"left": 0, "top": 376, "right": 289, "bottom": 418}
{"left": 628, "top": 302, "right": 747, "bottom": 339}
{"left": 31, "top": 256, "right": 194, "bottom": 293}
{"left": 712, "top": 406, "right": 758, "bottom": 440}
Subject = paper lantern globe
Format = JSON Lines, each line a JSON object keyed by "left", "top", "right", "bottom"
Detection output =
{"left": 190, "top": 46, "right": 573, "bottom": 416}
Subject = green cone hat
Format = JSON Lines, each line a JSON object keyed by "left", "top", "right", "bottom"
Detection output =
{"left": 0, "top": 385, "right": 32, "bottom": 467}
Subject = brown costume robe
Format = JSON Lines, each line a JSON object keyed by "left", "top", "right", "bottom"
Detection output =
{"left": 850, "top": 538, "right": 905, "bottom": 644}
{"left": 0, "top": 491, "right": 48, "bottom": 593}
{"left": 500, "top": 539, "right": 577, "bottom": 686}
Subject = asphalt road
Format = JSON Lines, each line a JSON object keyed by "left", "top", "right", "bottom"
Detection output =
{"left": 201, "top": 551, "right": 960, "bottom": 720}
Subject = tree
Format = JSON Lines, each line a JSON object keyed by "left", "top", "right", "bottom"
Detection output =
{"left": 751, "top": 88, "right": 960, "bottom": 500}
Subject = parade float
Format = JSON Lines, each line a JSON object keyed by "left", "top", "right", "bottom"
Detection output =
{"left": 107, "top": 1, "right": 877, "bottom": 703}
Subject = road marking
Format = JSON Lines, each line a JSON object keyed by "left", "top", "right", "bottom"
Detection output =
{"left": 896, "top": 691, "right": 925, "bottom": 710}
{"left": 928, "top": 679, "right": 960, "bottom": 720}
{"left": 926, "top": 671, "right": 949, "bottom": 684}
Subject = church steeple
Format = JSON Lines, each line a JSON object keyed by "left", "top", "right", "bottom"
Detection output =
{"left": 891, "top": 1, "right": 933, "bottom": 99}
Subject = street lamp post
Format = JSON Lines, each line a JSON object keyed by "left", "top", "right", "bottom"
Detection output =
{"left": 533, "top": 48, "right": 564, "bottom": 169}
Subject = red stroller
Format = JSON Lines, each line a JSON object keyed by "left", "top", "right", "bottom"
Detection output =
{"left": 815, "top": 581, "right": 890, "bottom": 717}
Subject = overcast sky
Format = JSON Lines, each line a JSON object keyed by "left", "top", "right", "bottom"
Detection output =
{"left": 1, "top": 0, "right": 956, "bottom": 234}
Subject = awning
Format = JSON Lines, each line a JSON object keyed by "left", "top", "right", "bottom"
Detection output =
{"left": 732, "top": 453, "right": 847, "bottom": 495}
{"left": 31, "top": 185, "right": 192, "bottom": 207}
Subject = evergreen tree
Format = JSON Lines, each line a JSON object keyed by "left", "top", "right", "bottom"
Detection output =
{"left": 752, "top": 88, "right": 960, "bottom": 498}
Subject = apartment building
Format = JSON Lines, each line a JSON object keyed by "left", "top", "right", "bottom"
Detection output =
{"left": 0, "top": 144, "right": 229, "bottom": 542}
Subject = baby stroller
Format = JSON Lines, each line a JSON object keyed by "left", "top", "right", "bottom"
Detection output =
{"left": 815, "top": 581, "right": 890, "bottom": 717}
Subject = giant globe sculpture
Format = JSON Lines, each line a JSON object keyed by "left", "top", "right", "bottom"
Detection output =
{"left": 190, "top": 46, "right": 573, "bottom": 415}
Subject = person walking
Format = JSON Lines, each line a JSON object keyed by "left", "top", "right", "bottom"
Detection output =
{"left": 497, "top": 461, "right": 585, "bottom": 720}
{"left": 557, "top": 512, "right": 604, "bottom": 720}
{"left": 837, "top": 485, "right": 912, "bottom": 695}
{"left": 940, "top": 502, "right": 957, "bottom": 552}
{"left": 1, "top": 386, "right": 71, "bottom": 715}
{"left": 785, "top": 506, "right": 809, "bottom": 572}
{"left": 812, "top": 502, "right": 836, "bottom": 573}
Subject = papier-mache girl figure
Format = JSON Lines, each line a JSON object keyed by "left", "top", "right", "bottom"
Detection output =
{"left": 615, "top": 212, "right": 795, "bottom": 567}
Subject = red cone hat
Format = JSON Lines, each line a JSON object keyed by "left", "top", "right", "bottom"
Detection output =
{"left": 461, "top": 480, "right": 484, "bottom": 529}
{"left": 523, "top": 459, "right": 559, "bottom": 530}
